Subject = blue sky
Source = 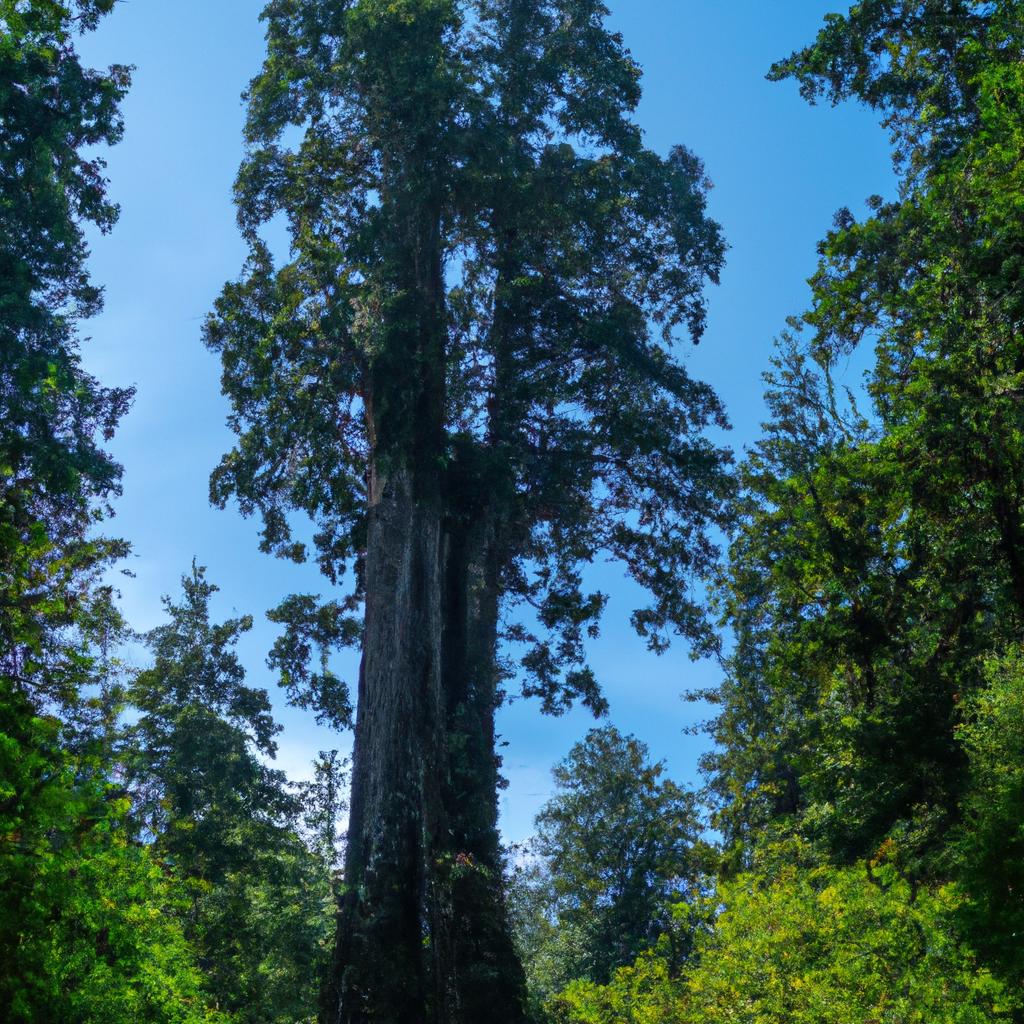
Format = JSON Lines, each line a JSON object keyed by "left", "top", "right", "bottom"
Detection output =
{"left": 76, "top": 2, "right": 894, "bottom": 843}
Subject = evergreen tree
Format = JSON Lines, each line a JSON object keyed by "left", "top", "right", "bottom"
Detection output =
{"left": 126, "top": 566, "right": 333, "bottom": 1024}
{"left": 207, "top": 3, "right": 730, "bottom": 1019}
{"left": 0, "top": 6, "right": 226, "bottom": 1020}
{"left": 300, "top": 749, "right": 348, "bottom": 878}
{"left": 703, "top": 0, "right": 1024, "bottom": 992}
{"left": 509, "top": 727, "right": 703, "bottom": 1009}
{"left": 0, "top": 0, "right": 132, "bottom": 710}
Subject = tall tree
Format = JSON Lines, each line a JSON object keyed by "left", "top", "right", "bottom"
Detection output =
{"left": 509, "top": 727, "right": 704, "bottom": 1007}
{"left": 0, "top": 7, "right": 237, "bottom": 1021}
{"left": 207, "top": 2, "right": 730, "bottom": 1020}
{"left": 300, "top": 749, "right": 348, "bottom": 879}
{"left": 704, "top": 0, "right": 1024, "bottom": 989}
{"left": 126, "top": 565, "right": 333, "bottom": 1024}
{"left": 0, "top": 0, "right": 131, "bottom": 708}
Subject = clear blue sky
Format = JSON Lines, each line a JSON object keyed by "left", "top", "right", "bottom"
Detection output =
{"left": 76, "top": 2, "right": 893, "bottom": 843}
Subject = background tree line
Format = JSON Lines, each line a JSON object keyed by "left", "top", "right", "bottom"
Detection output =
{"left": 3, "top": 1, "right": 1024, "bottom": 1024}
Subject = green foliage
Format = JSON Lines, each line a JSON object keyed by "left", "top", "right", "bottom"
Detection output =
{"left": 555, "top": 857, "right": 1021, "bottom": 1024}
{"left": 692, "top": 5, "right": 1024, "bottom": 1016}
{"left": 704, "top": 334, "right": 981, "bottom": 872}
{"left": 0, "top": 7, "right": 229, "bottom": 1020}
{"left": 206, "top": 0, "right": 732, "bottom": 717}
{"left": 507, "top": 855, "right": 573, "bottom": 1019}
{"left": 299, "top": 749, "right": 348, "bottom": 877}
{"left": 1, "top": 0, "right": 133, "bottom": 707}
{"left": 0, "top": 682, "right": 225, "bottom": 1024}
{"left": 955, "top": 648, "right": 1024, "bottom": 988}
{"left": 705, "top": 1, "right": 1024, "bottom": 891}
{"left": 126, "top": 566, "right": 333, "bottom": 1024}
{"left": 12, "top": 3, "right": 1024, "bottom": 1021}
{"left": 127, "top": 563, "right": 281, "bottom": 836}
{"left": 0, "top": 0, "right": 132, "bottom": 608}
{"left": 510, "top": 727, "right": 704, "bottom": 1007}
{"left": 267, "top": 597, "right": 357, "bottom": 731}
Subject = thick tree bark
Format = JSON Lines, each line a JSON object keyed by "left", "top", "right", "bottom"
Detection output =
{"left": 440, "top": 454, "right": 528, "bottom": 1023}
{"left": 322, "top": 137, "right": 452, "bottom": 1018}
{"left": 431, "top": 233, "right": 534, "bottom": 1021}
{"left": 323, "top": 463, "right": 446, "bottom": 1024}
{"left": 323, "top": 472, "right": 528, "bottom": 1024}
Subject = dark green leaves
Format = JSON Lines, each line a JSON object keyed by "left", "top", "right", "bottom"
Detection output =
{"left": 708, "top": 3, "right": 1024, "bottom": 982}
{"left": 267, "top": 594, "right": 358, "bottom": 729}
{"left": 209, "top": 0, "right": 732, "bottom": 720}
{"left": 125, "top": 566, "right": 334, "bottom": 1024}
{"left": 510, "top": 726, "right": 704, "bottom": 1002}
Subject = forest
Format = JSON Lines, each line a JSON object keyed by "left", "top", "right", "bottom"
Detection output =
{"left": 3, "top": 1, "right": 1024, "bottom": 1022}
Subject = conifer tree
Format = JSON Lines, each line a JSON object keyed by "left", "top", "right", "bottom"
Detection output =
{"left": 0, "top": 0, "right": 131, "bottom": 709}
{"left": 0, "top": 6, "right": 231, "bottom": 1020}
{"left": 301, "top": 750, "right": 348, "bottom": 878}
{"left": 705, "top": 0, "right": 1024, "bottom": 988}
{"left": 126, "top": 566, "right": 333, "bottom": 1024}
{"left": 207, "top": 3, "right": 730, "bottom": 1019}
{"left": 509, "top": 727, "right": 703, "bottom": 1006}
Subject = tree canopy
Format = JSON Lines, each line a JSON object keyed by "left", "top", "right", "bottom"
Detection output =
{"left": 509, "top": 726, "right": 704, "bottom": 1012}
{"left": 206, "top": 0, "right": 731, "bottom": 718}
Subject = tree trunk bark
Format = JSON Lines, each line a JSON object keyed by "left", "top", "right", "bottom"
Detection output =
{"left": 323, "top": 463, "right": 527, "bottom": 1024}
{"left": 322, "top": 139, "right": 451, "bottom": 1019}
{"left": 440, "top": 456, "right": 528, "bottom": 1022}
{"left": 323, "top": 462, "right": 446, "bottom": 1024}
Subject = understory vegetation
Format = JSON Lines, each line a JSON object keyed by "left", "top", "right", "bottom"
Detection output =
{"left": 3, "top": 1, "right": 1024, "bottom": 1022}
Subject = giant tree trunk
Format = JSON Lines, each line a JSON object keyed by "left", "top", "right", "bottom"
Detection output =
{"left": 428, "top": 245, "right": 533, "bottom": 1022}
{"left": 322, "top": 462, "right": 446, "bottom": 1024}
{"left": 440, "top": 456, "right": 528, "bottom": 1023}
{"left": 322, "top": 459, "right": 528, "bottom": 1024}
{"left": 321, "top": 130, "right": 452, "bottom": 1018}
